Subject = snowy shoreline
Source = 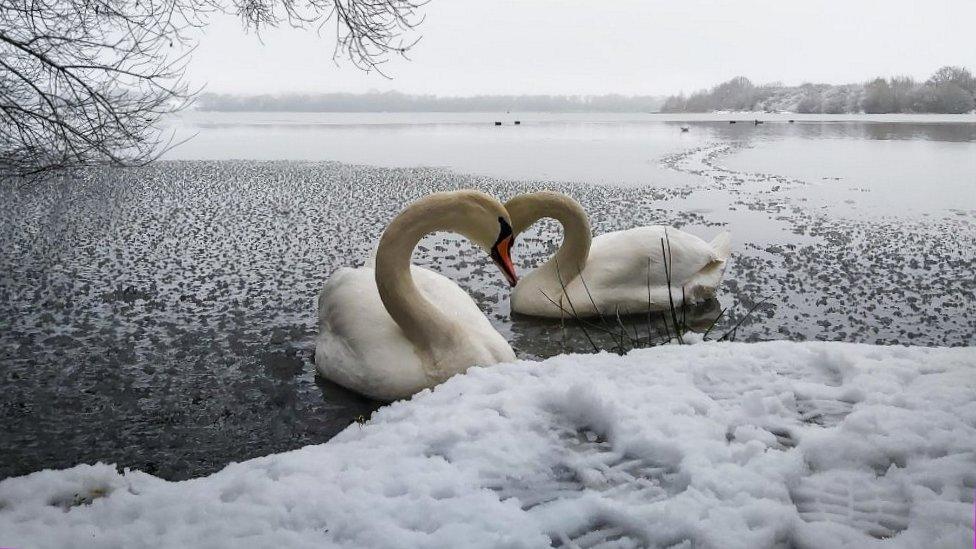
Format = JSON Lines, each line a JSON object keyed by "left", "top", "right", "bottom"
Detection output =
{"left": 2, "top": 341, "right": 973, "bottom": 548}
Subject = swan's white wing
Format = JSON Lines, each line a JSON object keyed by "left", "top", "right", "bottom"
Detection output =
{"left": 584, "top": 226, "right": 721, "bottom": 289}
{"left": 316, "top": 266, "right": 512, "bottom": 401}
{"left": 412, "top": 267, "right": 516, "bottom": 365}
{"left": 316, "top": 267, "right": 427, "bottom": 401}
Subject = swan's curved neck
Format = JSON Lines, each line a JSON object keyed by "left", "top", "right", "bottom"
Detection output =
{"left": 373, "top": 197, "right": 469, "bottom": 367}
{"left": 510, "top": 192, "right": 591, "bottom": 280}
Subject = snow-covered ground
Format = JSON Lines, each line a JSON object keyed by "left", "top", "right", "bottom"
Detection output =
{"left": 1, "top": 341, "right": 974, "bottom": 549}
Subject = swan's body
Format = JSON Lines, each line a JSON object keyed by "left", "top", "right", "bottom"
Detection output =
{"left": 506, "top": 192, "right": 731, "bottom": 319}
{"left": 317, "top": 266, "right": 514, "bottom": 400}
{"left": 315, "top": 191, "right": 518, "bottom": 401}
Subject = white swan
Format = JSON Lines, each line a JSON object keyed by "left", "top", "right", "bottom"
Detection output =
{"left": 505, "top": 191, "right": 731, "bottom": 319}
{"left": 315, "top": 190, "right": 519, "bottom": 401}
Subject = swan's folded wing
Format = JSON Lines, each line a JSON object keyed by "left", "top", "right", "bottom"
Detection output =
{"left": 315, "top": 265, "right": 512, "bottom": 400}
{"left": 316, "top": 267, "right": 426, "bottom": 400}
{"left": 586, "top": 226, "right": 720, "bottom": 288}
{"left": 411, "top": 267, "right": 515, "bottom": 363}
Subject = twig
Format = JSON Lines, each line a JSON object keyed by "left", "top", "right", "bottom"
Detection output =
{"left": 719, "top": 296, "right": 772, "bottom": 342}
{"left": 660, "top": 232, "right": 684, "bottom": 344}
{"left": 540, "top": 289, "right": 599, "bottom": 354}
{"left": 701, "top": 307, "right": 727, "bottom": 340}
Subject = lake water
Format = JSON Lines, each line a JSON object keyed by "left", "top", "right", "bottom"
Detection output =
{"left": 2, "top": 112, "right": 974, "bottom": 481}
{"left": 164, "top": 112, "right": 976, "bottom": 193}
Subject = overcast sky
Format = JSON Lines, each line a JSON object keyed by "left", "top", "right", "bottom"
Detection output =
{"left": 187, "top": 0, "right": 976, "bottom": 96}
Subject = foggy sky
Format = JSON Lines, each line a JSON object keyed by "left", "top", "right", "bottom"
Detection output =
{"left": 187, "top": 0, "right": 976, "bottom": 96}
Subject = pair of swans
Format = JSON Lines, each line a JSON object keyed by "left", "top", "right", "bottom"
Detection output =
{"left": 316, "top": 190, "right": 730, "bottom": 401}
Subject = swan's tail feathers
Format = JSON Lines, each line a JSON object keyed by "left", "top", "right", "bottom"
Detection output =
{"left": 710, "top": 231, "right": 732, "bottom": 261}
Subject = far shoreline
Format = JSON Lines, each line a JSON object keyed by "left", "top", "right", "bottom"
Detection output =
{"left": 171, "top": 111, "right": 976, "bottom": 126}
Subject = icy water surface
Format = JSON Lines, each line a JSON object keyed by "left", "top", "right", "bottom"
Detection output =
{"left": 2, "top": 115, "right": 974, "bottom": 481}
{"left": 165, "top": 111, "right": 975, "bottom": 188}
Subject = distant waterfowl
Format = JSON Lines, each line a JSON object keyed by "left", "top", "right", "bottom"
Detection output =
{"left": 789, "top": 119, "right": 795, "bottom": 123}
{"left": 680, "top": 125, "right": 690, "bottom": 132}
{"left": 514, "top": 120, "right": 521, "bottom": 125}
{"left": 494, "top": 121, "right": 502, "bottom": 126}
{"left": 729, "top": 120, "right": 737, "bottom": 124}
{"left": 316, "top": 191, "right": 519, "bottom": 401}
{"left": 504, "top": 191, "right": 731, "bottom": 319}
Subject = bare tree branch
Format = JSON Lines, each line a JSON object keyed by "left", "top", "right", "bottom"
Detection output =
{"left": 0, "top": 0, "right": 426, "bottom": 181}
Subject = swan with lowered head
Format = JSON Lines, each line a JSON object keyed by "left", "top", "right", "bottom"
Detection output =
{"left": 315, "top": 190, "right": 519, "bottom": 401}
{"left": 505, "top": 191, "right": 730, "bottom": 318}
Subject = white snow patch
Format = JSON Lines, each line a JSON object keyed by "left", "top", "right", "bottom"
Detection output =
{"left": 1, "top": 342, "right": 974, "bottom": 548}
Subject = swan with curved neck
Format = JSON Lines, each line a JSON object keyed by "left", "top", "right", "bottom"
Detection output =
{"left": 505, "top": 191, "right": 730, "bottom": 318}
{"left": 316, "top": 190, "right": 518, "bottom": 401}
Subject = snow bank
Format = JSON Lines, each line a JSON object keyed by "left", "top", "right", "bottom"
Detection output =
{"left": 1, "top": 342, "right": 974, "bottom": 549}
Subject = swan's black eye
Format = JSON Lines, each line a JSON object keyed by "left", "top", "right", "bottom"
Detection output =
{"left": 495, "top": 216, "right": 513, "bottom": 245}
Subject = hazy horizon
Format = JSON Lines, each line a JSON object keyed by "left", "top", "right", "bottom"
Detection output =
{"left": 187, "top": 0, "right": 976, "bottom": 96}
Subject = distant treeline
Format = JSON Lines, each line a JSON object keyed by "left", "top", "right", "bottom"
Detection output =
{"left": 196, "top": 92, "right": 665, "bottom": 112}
{"left": 661, "top": 66, "right": 976, "bottom": 114}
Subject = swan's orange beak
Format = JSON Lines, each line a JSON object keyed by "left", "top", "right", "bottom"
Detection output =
{"left": 491, "top": 234, "right": 518, "bottom": 287}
